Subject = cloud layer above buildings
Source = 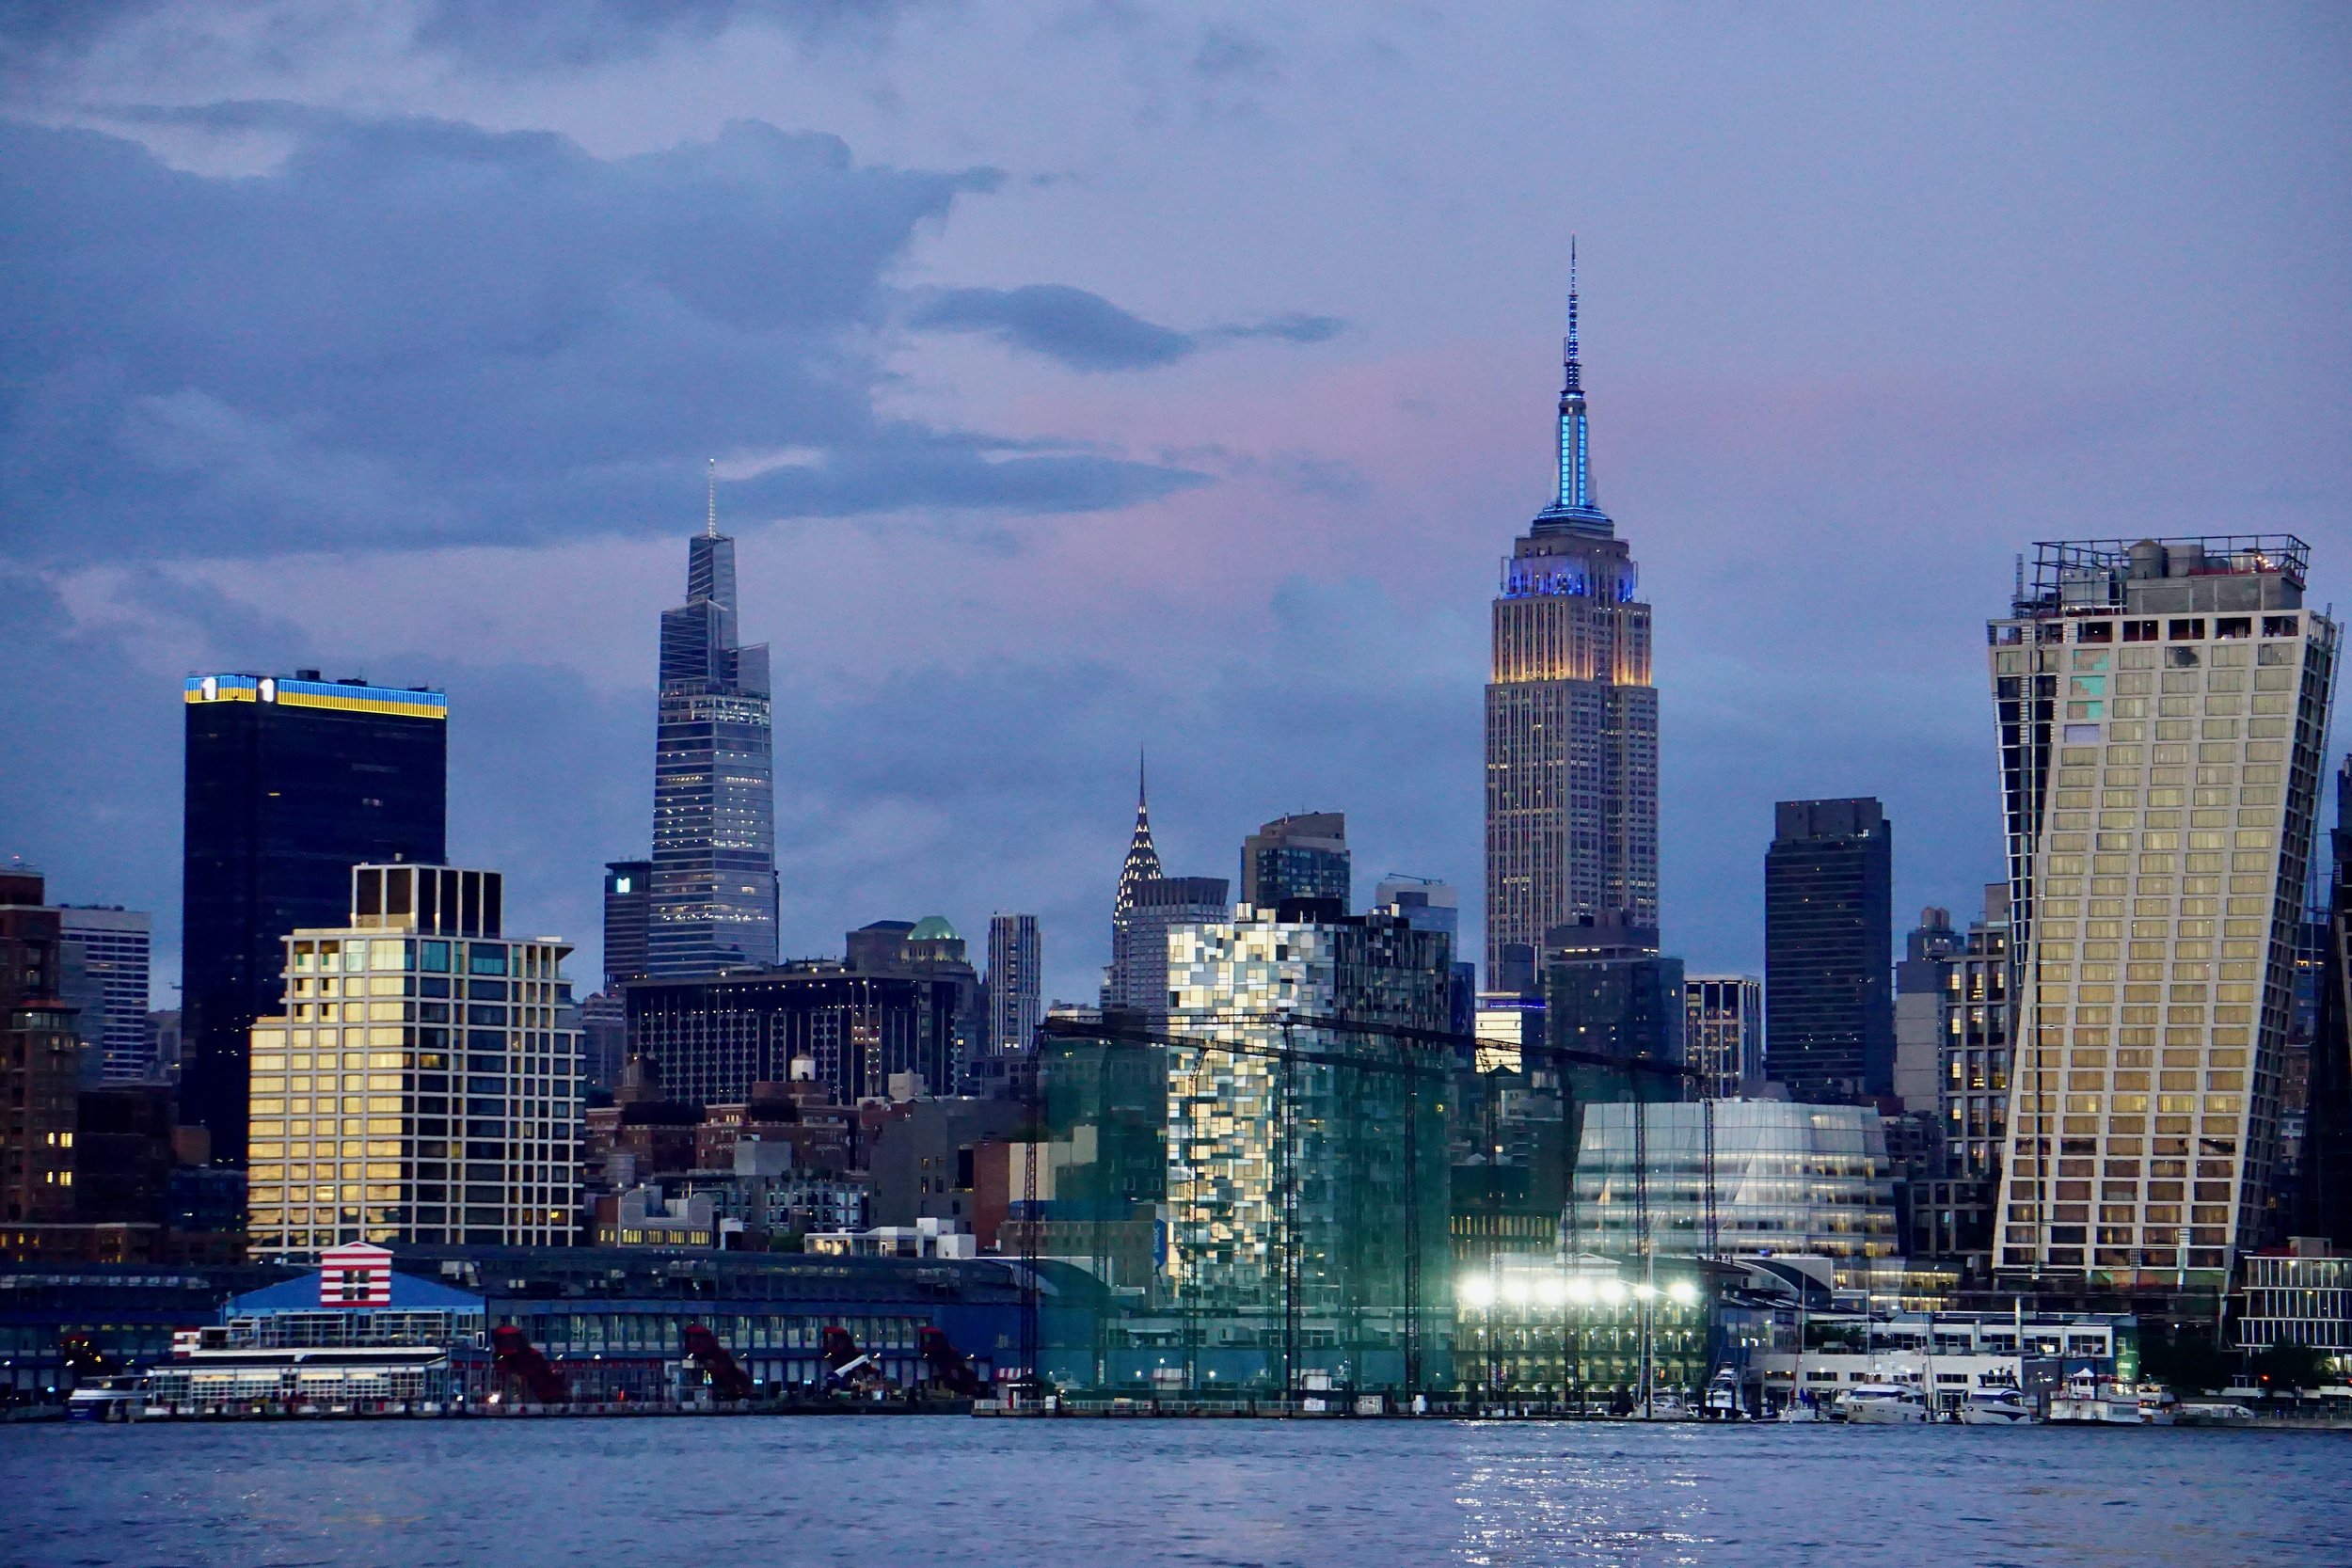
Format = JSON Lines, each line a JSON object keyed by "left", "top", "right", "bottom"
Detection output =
{"left": 2, "top": 3, "right": 2346, "bottom": 1003}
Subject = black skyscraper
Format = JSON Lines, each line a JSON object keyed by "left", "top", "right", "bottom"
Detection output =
{"left": 2299, "top": 758, "right": 2352, "bottom": 1245}
{"left": 603, "top": 860, "right": 653, "bottom": 993}
{"left": 180, "top": 673, "right": 447, "bottom": 1164}
{"left": 1765, "top": 798, "right": 1894, "bottom": 1102}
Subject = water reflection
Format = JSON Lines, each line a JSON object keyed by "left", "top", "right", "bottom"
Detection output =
{"left": 3, "top": 1418, "right": 2342, "bottom": 1567}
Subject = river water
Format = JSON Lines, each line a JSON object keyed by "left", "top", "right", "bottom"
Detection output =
{"left": 8, "top": 1418, "right": 2347, "bottom": 1566}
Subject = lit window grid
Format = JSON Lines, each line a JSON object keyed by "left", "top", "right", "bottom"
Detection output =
{"left": 1989, "top": 611, "right": 2337, "bottom": 1278}
{"left": 648, "top": 685, "right": 777, "bottom": 974}
{"left": 1162, "top": 918, "right": 1451, "bottom": 1326}
{"left": 246, "top": 929, "right": 581, "bottom": 1258}
{"left": 1682, "top": 976, "right": 1761, "bottom": 1101}
{"left": 1568, "top": 1101, "right": 1900, "bottom": 1260}
{"left": 1484, "top": 672, "right": 1659, "bottom": 976}
{"left": 1938, "top": 937, "right": 2011, "bottom": 1179}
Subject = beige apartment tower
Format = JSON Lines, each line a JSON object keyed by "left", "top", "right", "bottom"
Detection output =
{"left": 246, "top": 864, "right": 582, "bottom": 1259}
{"left": 1485, "top": 258, "right": 1659, "bottom": 980}
{"left": 1990, "top": 538, "right": 2337, "bottom": 1288}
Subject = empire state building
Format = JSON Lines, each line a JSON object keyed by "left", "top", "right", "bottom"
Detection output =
{"left": 1484, "top": 256, "right": 1659, "bottom": 980}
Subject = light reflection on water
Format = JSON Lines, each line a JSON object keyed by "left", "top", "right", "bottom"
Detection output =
{"left": 6, "top": 1418, "right": 2345, "bottom": 1567}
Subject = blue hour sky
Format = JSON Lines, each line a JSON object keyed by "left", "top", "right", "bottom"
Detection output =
{"left": 2, "top": 3, "right": 2346, "bottom": 1006}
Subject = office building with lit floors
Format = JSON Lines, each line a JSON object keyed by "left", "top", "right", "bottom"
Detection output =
{"left": 647, "top": 499, "right": 778, "bottom": 978}
{"left": 1, "top": 870, "right": 81, "bottom": 1230}
{"left": 244, "top": 864, "right": 582, "bottom": 1259}
{"left": 1566, "top": 1101, "right": 1900, "bottom": 1276}
{"left": 1989, "top": 537, "right": 2337, "bottom": 1290}
{"left": 1240, "top": 814, "right": 1351, "bottom": 911}
{"left": 1484, "top": 256, "right": 1658, "bottom": 981}
{"left": 1162, "top": 901, "right": 1455, "bottom": 1390}
{"left": 1684, "top": 975, "right": 1762, "bottom": 1101}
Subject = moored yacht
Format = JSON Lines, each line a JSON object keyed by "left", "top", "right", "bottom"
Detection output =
{"left": 1957, "top": 1386, "right": 2036, "bottom": 1426}
{"left": 1836, "top": 1382, "right": 1929, "bottom": 1424}
{"left": 2046, "top": 1370, "right": 2175, "bottom": 1426}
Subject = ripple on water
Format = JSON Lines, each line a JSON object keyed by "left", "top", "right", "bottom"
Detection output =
{"left": 2, "top": 1419, "right": 2344, "bottom": 1568}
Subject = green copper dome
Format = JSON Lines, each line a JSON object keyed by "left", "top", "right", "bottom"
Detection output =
{"left": 908, "top": 915, "right": 959, "bottom": 942}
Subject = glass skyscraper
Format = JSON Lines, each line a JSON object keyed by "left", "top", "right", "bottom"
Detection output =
{"left": 1164, "top": 906, "right": 1454, "bottom": 1389}
{"left": 1240, "top": 813, "right": 1350, "bottom": 911}
{"left": 181, "top": 673, "right": 448, "bottom": 1165}
{"left": 1485, "top": 257, "right": 1659, "bottom": 980}
{"left": 1989, "top": 537, "right": 2337, "bottom": 1287}
{"left": 1763, "top": 798, "right": 1896, "bottom": 1101}
{"left": 56, "top": 906, "right": 154, "bottom": 1083}
{"left": 647, "top": 506, "right": 777, "bottom": 978}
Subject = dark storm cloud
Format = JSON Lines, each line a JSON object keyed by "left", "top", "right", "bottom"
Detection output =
{"left": 909, "top": 284, "right": 1345, "bottom": 372}
{"left": 0, "top": 110, "right": 1206, "bottom": 562}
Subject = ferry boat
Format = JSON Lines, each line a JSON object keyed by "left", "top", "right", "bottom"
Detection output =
{"left": 1836, "top": 1382, "right": 1929, "bottom": 1424}
{"left": 2046, "top": 1370, "right": 2175, "bottom": 1426}
{"left": 64, "top": 1377, "right": 143, "bottom": 1423}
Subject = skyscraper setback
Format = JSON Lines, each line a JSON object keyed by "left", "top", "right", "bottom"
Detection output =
{"left": 647, "top": 484, "right": 778, "bottom": 978}
{"left": 1485, "top": 255, "right": 1659, "bottom": 981}
{"left": 1990, "top": 537, "right": 2336, "bottom": 1287}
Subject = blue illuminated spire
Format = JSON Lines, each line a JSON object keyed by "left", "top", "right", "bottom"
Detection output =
{"left": 1564, "top": 239, "right": 1581, "bottom": 397}
{"left": 1536, "top": 237, "right": 1612, "bottom": 537}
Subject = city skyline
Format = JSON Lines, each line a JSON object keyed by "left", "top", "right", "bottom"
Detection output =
{"left": 2, "top": 8, "right": 2345, "bottom": 1013}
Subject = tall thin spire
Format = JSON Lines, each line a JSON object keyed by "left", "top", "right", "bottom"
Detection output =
{"left": 1538, "top": 235, "right": 1609, "bottom": 534}
{"left": 1115, "top": 750, "right": 1163, "bottom": 917}
{"left": 706, "top": 456, "right": 718, "bottom": 539}
{"left": 1563, "top": 235, "right": 1581, "bottom": 395}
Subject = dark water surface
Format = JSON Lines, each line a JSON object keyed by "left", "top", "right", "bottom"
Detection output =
{"left": 8, "top": 1418, "right": 2348, "bottom": 1567}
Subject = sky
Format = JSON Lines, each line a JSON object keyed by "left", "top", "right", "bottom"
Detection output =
{"left": 2, "top": 3, "right": 2347, "bottom": 1008}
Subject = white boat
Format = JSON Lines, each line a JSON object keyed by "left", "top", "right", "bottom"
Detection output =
{"left": 1777, "top": 1399, "right": 1825, "bottom": 1423}
{"left": 1837, "top": 1383, "right": 1929, "bottom": 1424}
{"left": 65, "top": 1376, "right": 144, "bottom": 1422}
{"left": 2047, "top": 1370, "right": 2175, "bottom": 1426}
{"left": 1705, "top": 1368, "right": 1743, "bottom": 1418}
{"left": 2176, "top": 1401, "right": 2255, "bottom": 1425}
{"left": 1957, "top": 1386, "right": 2036, "bottom": 1426}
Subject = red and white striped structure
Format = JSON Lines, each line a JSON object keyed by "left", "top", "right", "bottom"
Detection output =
{"left": 318, "top": 1243, "right": 394, "bottom": 1307}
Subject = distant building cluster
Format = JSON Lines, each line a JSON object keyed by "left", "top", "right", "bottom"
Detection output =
{"left": 9, "top": 273, "right": 2352, "bottom": 1418}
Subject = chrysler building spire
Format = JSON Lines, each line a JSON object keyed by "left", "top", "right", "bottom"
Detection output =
{"left": 1115, "top": 751, "right": 1163, "bottom": 918}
